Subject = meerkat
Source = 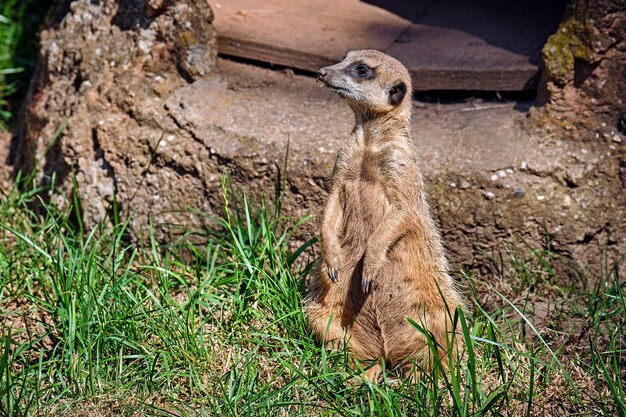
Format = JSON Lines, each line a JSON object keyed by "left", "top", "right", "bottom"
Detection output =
{"left": 304, "top": 50, "right": 464, "bottom": 382}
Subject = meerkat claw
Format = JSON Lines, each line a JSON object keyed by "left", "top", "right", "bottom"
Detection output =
{"left": 362, "top": 278, "right": 374, "bottom": 294}
{"left": 327, "top": 266, "right": 339, "bottom": 283}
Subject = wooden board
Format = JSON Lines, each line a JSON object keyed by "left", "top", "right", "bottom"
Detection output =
{"left": 210, "top": 0, "right": 566, "bottom": 91}
{"left": 212, "top": 0, "right": 412, "bottom": 70}
{"left": 386, "top": 24, "right": 539, "bottom": 90}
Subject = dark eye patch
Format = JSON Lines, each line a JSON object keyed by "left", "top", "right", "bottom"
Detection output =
{"left": 349, "top": 63, "right": 374, "bottom": 79}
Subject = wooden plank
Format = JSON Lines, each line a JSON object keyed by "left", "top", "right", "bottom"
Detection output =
{"left": 404, "top": 67, "right": 539, "bottom": 91}
{"left": 407, "top": 0, "right": 565, "bottom": 65}
{"left": 362, "top": 0, "right": 435, "bottom": 22}
{"left": 385, "top": 24, "right": 539, "bottom": 91}
{"left": 210, "top": 0, "right": 565, "bottom": 91}
{"left": 211, "top": 0, "right": 412, "bottom": 73}
{"left": 382, "top": 0, "right": 565, "bottom": 90}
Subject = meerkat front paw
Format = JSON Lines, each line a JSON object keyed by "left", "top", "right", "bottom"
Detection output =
{"left": 325, "top": 263, "right": 340, "bottom": 283}
{"left": 361, "top": 276, "right": 375, "bottom": 293}
{"left": 323, "top": 250, "right": 342, "bottom": 283}
{"left": 362, "top": 255, "right": 383, "bottom": 293}
{"left": 361, "top": 264, "right": 378, "bottom": 293}
{"left": 321, "top": 232, "right": 342, "bottom": 283}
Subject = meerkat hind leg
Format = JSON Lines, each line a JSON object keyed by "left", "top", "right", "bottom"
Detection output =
{"left": 347, "top": 360, "right": 383, "bottom": 386}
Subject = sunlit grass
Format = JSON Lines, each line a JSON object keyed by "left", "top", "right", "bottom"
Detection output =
{"left": 0, "top": 173, "right": 624, "bottom": 416}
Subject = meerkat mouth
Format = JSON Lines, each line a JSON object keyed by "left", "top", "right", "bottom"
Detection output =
{"left": 326, "top": 84, "right": 349, "bottom": 93}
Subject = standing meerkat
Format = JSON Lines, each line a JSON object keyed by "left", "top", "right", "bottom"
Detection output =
{"left": 305, "top": 50, "right": 464, "bottom": 382}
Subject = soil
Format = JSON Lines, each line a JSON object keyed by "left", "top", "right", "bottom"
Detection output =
{"left": 0, "top": 131, "right": 12, "bottom": 193}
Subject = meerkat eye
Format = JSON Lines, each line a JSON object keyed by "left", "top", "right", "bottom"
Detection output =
{"left": 354, "top": 65, "right": 371, "bottom": 77}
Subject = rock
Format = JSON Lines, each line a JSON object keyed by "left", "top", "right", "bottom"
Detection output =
{"left": 533, "top": 0, "right": 626, "bottom": 137}
{"left": 483, "top": 191, "right": 496, "bottom": 200}
{"left": 562, "top": 195, "right": 573, "bottom": 208}
{"left": 15, "top": 0, "right": 217, "bottom": 229}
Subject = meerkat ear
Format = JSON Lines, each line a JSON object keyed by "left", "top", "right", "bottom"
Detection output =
{"left": 388, "top": 81, "right": 407, "bottom": 106}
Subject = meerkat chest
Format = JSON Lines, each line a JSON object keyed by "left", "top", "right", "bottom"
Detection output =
{"left": 338, "top": 145, "right": 404, "bottom": 218}
{"left": 340, "top": 175, "right": 390, "bottom": 236}
{"left": 345, "top": 144, "right": 408, "bottom": 184}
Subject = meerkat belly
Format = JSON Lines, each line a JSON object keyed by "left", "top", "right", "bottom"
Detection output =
{"left": 339, "top": 179, "right": 389, "bottom": 251}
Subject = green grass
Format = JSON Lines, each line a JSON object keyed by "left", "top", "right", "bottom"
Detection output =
{"left": 0, "top": 174, "right": 624, "bottom": 416}
{"left": 0, "top": 0, "right": 48, "bottom": 130}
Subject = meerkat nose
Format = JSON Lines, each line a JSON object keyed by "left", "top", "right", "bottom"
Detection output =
{"left": 318, "top": 68, "right": 328, "bottom": 80}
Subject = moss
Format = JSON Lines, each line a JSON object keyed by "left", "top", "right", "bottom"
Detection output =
{"left": 542, "top": 17, "right": 595, "bottom": 86}
{"left": 178, "top": 30, "right": 197, "bottom": 48}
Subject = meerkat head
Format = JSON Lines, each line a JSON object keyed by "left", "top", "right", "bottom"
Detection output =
{"left": 318, "top": 50, "right": 412, "bottom": 116}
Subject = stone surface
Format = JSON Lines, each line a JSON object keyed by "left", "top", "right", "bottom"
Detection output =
{"left": 8, "top": 0, "right": 625, "bottom": 275}
{"left": 15, "top": 0, "right": 217, "bottom": 231}
{"left": 533, "top": 0, "right": 626, "bottom": 136}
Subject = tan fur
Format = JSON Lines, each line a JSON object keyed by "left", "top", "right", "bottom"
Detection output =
{"left": 304, "top": 50, "right": 464, "bottom": 381}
